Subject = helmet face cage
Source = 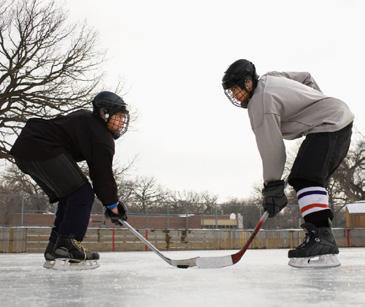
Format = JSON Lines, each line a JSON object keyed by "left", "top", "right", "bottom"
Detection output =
{"left": 117, "top": 111, "right": 130, "bottom": 138}
{"left": 224, "top": 88, "right": 248, "bottom": 108}
{"left": 223, "top": 76, "right": 252, "bottom": 108}
{"left": 106, "top": 110, "right": 130, "bottom": 140}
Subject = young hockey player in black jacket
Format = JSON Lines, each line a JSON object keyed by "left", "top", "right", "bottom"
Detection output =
{"left": 11, "top": 91, "right": 129, "bottom": 268}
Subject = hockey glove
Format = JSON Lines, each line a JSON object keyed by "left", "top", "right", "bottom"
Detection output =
{"left": 104, "top": 200, "right": 128, "bottom": 225}
{"left": 262, "top": 180, "right": 288, "bottom": 218}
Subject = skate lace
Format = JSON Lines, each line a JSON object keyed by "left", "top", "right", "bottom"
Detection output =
{"left": 298, "top": 232, "right": 311, "bottom": 248}
{"left": 73, "top": 239, "right": 87, "bottom": 260}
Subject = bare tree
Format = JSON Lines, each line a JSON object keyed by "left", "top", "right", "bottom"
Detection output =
{"left": 0, "top": 157, "right": 137, "bottom": 216}
{"left": 200, "top": 192, "right": 218, "bottom": 214}
{"left": 131, "top": 176, "right": 164, "bottom": 214}
{"left": 0, "top": 163, "right": 50, "bottom": 220}
{"left": 221, "top": 197, "right": 262, "bottom": 228}
{"left": 114, "top": 157, "right": 138, "bottom": 204}
{"left": 328, "top": 135, "right": 365, "bottom": 207}
{"left": 164, "top": 190, "right": 219, "bottom": 214}
{"left": 167, "top": 190, "right": 201, "bottom": 213}
{"left": 0, "top": 0, "right": 105, "bottom": 161}
{"left": 1, "top": 162, "right": 43, "bottom": 196}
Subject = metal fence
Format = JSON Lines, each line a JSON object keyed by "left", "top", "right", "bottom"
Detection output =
{"left": 0, "top": 191, "right": 350, "bottom": 230}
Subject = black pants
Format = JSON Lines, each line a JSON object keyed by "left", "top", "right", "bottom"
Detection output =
{"left": 288, "top": 123, "right": 353, "bottom": 190}
{"left": 15, "top": 154, "right": 94, "bottom": 241}
{"left": 288, "top": 123, "right": 353, "bottom": 226}
{"left": 52, "top": 183, "right": 94, "bottom": 241}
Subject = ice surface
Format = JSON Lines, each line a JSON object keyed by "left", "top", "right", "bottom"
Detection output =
{"left": 0, "top": 248, "right": 364, "bottom": 307}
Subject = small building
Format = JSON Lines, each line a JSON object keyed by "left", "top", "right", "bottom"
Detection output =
{"left": 200, "top": 214, "right": 238, "bottom": 229}
{"left": 345, "top": 200, "right": 365, "bottom": 228}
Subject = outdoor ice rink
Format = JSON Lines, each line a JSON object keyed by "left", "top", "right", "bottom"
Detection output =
{"left": 0, "top": 248, "right": 364, "bottom": 307}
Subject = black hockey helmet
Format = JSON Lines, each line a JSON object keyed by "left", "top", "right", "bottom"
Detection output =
{"left": 222, "top": 59, "right": 259, "bottom": 108}
{"left": 92, "top": 91, "right": 130, "bottom": 139}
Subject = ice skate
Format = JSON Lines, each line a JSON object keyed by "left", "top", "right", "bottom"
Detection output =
{"left": 44, "top": 241, "right": 56, "bottom": 261}
{"left": 44, "top": 236, "right": 100, "bottom": 270}
{"left": 43, "top": 241, "right": 58, "bottom": 269}
{"left": 288, "top": 223, "right": 340, "bottom": 268}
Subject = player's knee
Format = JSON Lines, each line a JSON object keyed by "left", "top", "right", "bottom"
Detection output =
{"left": 67, "top": 182, "right": 95, "bottom": 206}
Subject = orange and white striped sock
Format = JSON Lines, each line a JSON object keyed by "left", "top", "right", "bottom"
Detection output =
{"left": 297, "top": 186, "right": 329, "bottom": 218}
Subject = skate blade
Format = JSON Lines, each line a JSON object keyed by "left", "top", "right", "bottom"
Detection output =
{"left": 43, "top": 259, "right": 100, "bottom": 271}
{"left": 288, "top": 254, "right": 341, "bottom": 268}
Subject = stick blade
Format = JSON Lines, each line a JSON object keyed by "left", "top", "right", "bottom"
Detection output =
{"left": 196, "top": 255, "right": 234, "bottom": 269}
{"left": 170, "top": 257, "right": 198, "bottom": 268}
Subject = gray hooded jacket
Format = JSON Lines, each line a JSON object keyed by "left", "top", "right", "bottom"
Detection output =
{"left": 247, "top": 71, "right": 354, "bottom": 184}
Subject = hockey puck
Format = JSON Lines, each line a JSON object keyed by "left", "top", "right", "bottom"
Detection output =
{"left": 177, "top": 265, "right": 189, "bottom": 269}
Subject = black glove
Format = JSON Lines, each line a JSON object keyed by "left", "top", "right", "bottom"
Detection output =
{"left": 262, "top": 180, "right": 288, "bottom": 218}
{"left": 104, "top": 200, "right": 128, "bottom": 225}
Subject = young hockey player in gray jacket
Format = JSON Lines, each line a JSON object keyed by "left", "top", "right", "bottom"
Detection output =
{"left": 222, "top": 59, "right": 354, "bottom": 268}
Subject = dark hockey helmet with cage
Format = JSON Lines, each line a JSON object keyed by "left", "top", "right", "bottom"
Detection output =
{"left": 92, "top": 91, "right": 130, "bottom": 139}
{"left": 222, "top": 59, "right": 259, "bottom": 108}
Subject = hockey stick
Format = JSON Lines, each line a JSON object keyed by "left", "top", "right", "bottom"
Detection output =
{"left": 118, "top": 219, "right": 199, "bottom": 268}
{"left": 118, "top": 210, "right": 269, "bottom": 269}
{"left": 196, "top": 210, "right": 269, "bottom": 268}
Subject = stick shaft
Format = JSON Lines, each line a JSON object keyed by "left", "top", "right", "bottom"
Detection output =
{"left": 231, "top": 211, "right": 269, "bottom": 263}
{"left": 119, "top": 219, "right": 171, "bottom": 264}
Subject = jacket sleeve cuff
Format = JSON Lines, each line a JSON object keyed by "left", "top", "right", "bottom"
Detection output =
{"left": 105, "top": 202, "right": 118, "bottom": 209}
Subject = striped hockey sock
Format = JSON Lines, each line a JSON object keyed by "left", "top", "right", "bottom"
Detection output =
{"left": 297, "top": 186, "right": 330, "bottom": 218}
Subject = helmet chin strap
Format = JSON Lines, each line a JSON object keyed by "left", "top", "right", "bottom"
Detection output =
{"left": 240, "top": 97, "right": 249, "bottom": 108}
{"left": 112, "top": 132, "right": 120, "bottom": 140}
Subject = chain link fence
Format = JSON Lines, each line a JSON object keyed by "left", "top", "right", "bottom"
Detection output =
{"left": 0, "top": 191, "right": 349, "bottom": 229}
